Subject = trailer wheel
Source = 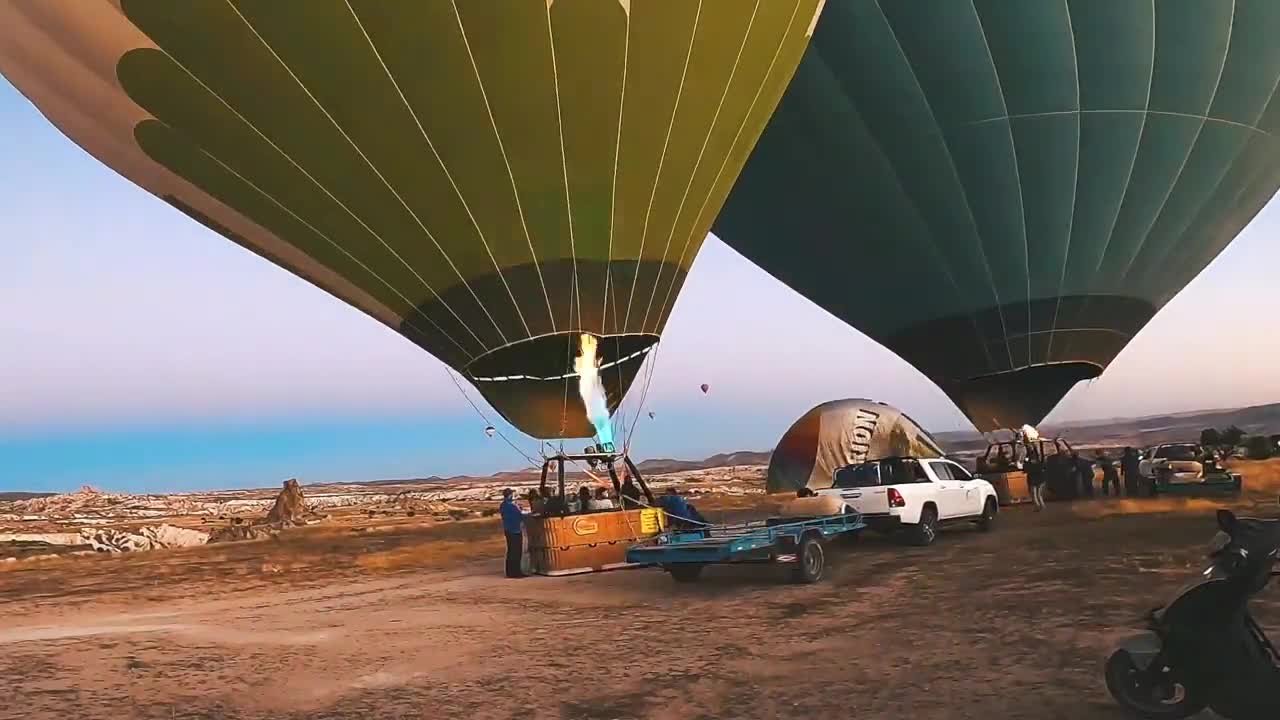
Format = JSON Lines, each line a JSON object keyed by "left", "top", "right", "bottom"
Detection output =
{"left": 791, "top": 536, "right": 825, "bottom": 584}
{"left": 668, "top": 563, "right": 704, "bottom": 583}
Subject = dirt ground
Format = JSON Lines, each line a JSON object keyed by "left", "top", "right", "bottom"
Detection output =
{"left": 3, "top": 463, "right": 1280, "bottom": 720}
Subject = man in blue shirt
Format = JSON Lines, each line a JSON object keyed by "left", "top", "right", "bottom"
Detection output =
{"left": 499, "top": 488, "right": 526, "bottom": 579}
{"left": 657, "top": 487, "right": 707, "bottom": 530}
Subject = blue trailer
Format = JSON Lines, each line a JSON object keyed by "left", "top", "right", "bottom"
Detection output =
{"left": 625, "top": 512, "right": 865, "bottom": 584}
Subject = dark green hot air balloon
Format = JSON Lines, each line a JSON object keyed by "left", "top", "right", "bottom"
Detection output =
{"left": 715, "top": 0, "right": 1280, "bottom": 431}
{"left": 0, "top": 0, "right": 824, "bottom": 439}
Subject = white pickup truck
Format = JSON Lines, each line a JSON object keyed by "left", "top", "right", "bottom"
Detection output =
{"left": 816, "top": 456, "right": 999, "bottom": 546}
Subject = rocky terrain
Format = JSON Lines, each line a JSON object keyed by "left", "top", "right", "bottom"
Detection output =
{"left": 0, "top": 464, "right": 766, "bottom": 563}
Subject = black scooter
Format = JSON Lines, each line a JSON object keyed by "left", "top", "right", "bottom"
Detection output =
{"left": 1105, "top": 508, "right": 1280, "bottom": 719}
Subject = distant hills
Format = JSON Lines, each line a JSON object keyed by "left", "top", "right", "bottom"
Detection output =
{"left": 0, "top": 492, "right": 55, "bottom": 502}
{"left": 632, "top": 451, "right": 773, "bottom": 475}
{"left": 354, "top": 404, "right": 1280, "bottom": 487}
{"left": 934, "top": 402, "right": 1280, "bottom": 453}
{"left": 19, "top": 404, "right": 1277, "bottom": 496}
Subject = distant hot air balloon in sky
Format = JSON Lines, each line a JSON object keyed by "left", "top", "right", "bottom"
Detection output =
{"left": 0, "top": 0, "right": 825, "bottom": 439}
{"left": 715, "top": 0, "right": 1280, "bottom": 431}
{"left": 700, "top": 383, "right": 710, "bottom": 394}
{"left": 484, "top": 425, "right": 496, "bottom": 438}
{"left": 647, "top": 411, "right": 655, "bottom": 420}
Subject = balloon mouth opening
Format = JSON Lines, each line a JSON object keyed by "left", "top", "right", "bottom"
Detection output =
{"left": 463, "top": 332, "right": 657, "bottom": 383}
{"left": 462, "top": 332, "right": 657, "bottom": 440}
{"left": 964, "top": 360, "right": 1102, "bottom": 385}
{"left": 945, "top": 361, "right": 1102, "bottom": 432}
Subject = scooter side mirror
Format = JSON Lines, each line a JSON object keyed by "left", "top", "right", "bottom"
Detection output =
{"left": 1217, "top": 509, "right": 1237, "bottom": 533}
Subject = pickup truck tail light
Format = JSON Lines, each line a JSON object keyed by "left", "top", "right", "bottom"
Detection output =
{"left": 887, "top": 487, "right": 906, "bottom": 508}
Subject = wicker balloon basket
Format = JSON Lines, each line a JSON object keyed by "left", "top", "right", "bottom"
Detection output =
{"left": 524, "top": 508, "right": 666, "bottom": 576}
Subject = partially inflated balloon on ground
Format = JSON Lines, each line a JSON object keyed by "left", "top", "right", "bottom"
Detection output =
{"left": 767, "top": 399, "right": 944, "bottom": 493}
{"left": 716, "top": 1, "right": 1280, "bottom": 431}
{"left": 0, "top": 0, "right": 825, "bottom": 438}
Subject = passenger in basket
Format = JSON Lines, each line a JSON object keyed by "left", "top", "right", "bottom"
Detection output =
{"left": 578, "top": 485, "right": 593, "bottom": 513}
{"left": 590, "top": 486, "right": 616, "bottom": 511}
{"left": 620, "top": 475, "right": 642, "bottom": 509}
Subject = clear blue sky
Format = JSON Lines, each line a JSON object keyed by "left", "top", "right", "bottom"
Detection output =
{"left": 3, "top": 76, "right": 1279, "bottom": 493}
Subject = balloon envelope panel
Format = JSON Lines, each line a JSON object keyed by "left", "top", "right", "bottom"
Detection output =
{"left": 715, "top": 0, "right": 1280, "bottom": 431}
{"left": 0, "top": 0, "right": 823, "bottom": 438}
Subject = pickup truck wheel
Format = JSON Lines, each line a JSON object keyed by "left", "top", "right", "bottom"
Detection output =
{"left": 976, "top": 498, "right": 997, "bottom": 532}
{"left": 668, "top": 564, "right": 704, "bottom": 583}
{"left": 908, "top": 507, "right": 938, "bottom": 547}
{"left": 791, "top": 536, "right": 825, "bottom": 584}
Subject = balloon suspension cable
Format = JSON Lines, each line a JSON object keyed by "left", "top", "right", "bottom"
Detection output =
{"left": 609, "top": 278, "right": 628, "bottom": 447}
{"left": 443, "top": 367, "right": 545, "bottom": 468}
{"left": 557, "top": 316, "right": 575, "bottom": 456}
{"left": 610, "top": 331, "right": 629, "bottom": 447}
{"left": 623, "top": 340, "right": 661, "bottom": 457}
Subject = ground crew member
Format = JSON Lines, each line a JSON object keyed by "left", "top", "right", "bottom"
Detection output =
{"left": 499, "top": 488, "right": 526, "bottom": 579}
{"left": 1097, "top": 450, "right": 1120, "bottom": 497}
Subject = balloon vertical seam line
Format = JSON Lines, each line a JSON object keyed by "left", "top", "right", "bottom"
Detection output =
{"left": 185, "top": 142, "right": 478, "bottom": 361}
{"left": 1150, "top": 51, "right": 1280, "bottom": 299}
{"left": 1045, "top": 0, "right": 1084, "bottom": 365}
{"left": 641, "top": 0, "right": 761, "bottom": 335}
{"left": 1129, "top": 57, "right": 1257, "bottom": 289}
{"left": 870, "top": 0, "right": 1014, "bottom": 372}
{"left": 607, "top": 8, "right": 631, "bottom": 444}
{"left": 654, "top": 0, "right": 806, "bottom": 327}
{"left": 450, "top": 0, "right": 557, "bottom": 334}
{"left": 344, "top": 0, "right": 535, "bottom": 342}
{"left": 1114, "top": 1, "right": 1236, "bottom": 287}
{"left": 1247, "top": 55, "right": 1280, "bottom": 132}
{"left": 224, "top": 0, "right": 512, "bottom": 348}
{"left": 1092, "top": 0, "right": 1156, "bottom": 279}
{"left": 833, "top": 67, "right": 996, "bottom": 372}
{"left": 623, "top": 0, "right": 703, "bottom": 332}
{"left": 133, "top": 18, "right": 489, "bottom": 357}
{"left": 602, "top": 9, "right": 630, "bottom": 340}
{"left": 1141, "top": 106, "right": 1280, "bottom": 292}
{"left": 970, "top": 0, "right": 1031, "bottom": 372}
{"left": 543, "top": 3, "right": 582, "bottom": 334}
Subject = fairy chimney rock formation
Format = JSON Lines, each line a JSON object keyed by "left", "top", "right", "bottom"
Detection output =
{"left": 265, "top": 478, "right": 307, "bottom": 527}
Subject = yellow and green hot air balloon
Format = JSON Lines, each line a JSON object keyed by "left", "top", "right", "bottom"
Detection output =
{"left": 0, "top": 0, "right": 825, "bottom": 438}
{"left": 716, "top": 0, "right": 1280, "bottom": 432}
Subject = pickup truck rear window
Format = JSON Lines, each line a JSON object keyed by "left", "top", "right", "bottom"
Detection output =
{"left": 834, "top": 459, "right": 927, "bottom": 487}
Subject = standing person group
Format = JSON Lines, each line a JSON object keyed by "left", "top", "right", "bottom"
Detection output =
{"left": 1025, "top": 446, "right": 1144, "bottom": 511}
{"left": 1069, "top": 451, "right": 1095, "bottom": 498}
{"left": 1096, "top": 450, "right": 1122, "bottom": 496}
{"left": 1121, "top": 447, "right": 1144, "bottom": 497}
